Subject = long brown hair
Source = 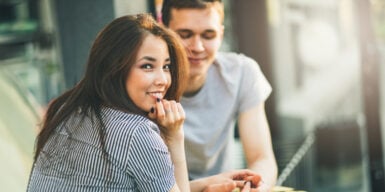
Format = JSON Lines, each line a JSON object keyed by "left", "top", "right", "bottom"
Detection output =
{"left": 34, "top": 14, "right": 188, "bottom": 160}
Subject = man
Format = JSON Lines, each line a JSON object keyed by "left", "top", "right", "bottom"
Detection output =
{"left": 161, "top": 0, "right": 278, "bottom": 191}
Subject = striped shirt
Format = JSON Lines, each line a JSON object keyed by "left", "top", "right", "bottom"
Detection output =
{"left": 27, "top": 107, "right": 175, "bottom": 191}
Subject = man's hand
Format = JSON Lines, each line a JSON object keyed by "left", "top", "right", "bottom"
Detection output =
{"left": 202, "top": 182, "right": 236, "bottom": 192}
{"left": 201, "top": 170, "right": 265, "bottom": 192}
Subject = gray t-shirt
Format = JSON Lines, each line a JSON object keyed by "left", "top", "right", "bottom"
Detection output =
{"left": 181, "top": 52, "right": 272, "bottom": 179}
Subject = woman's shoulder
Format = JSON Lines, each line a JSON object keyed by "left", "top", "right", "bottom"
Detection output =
{"left": 101, "top": 106, "right": 143, "bottom": 120}
{"left": 102, "top": 107, "right": 145, "bottom": 122}
{"left": 101, "top": 107, "right": 159, "bottom": 135}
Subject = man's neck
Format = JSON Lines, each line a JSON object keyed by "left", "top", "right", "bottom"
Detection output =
{"left": 183, "top": 75, "right": 206, "bottom": 97}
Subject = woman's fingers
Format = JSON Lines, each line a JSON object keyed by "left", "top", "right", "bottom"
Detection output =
{"left": 162, "top": 100, "right": 172, "bottom": 117}
{"left": 148, "top": 98, "right": 185, "bottom": 132}
{"left": 156, "top": 98, "right": 166, "bottom": 119}
{"left": 176, "top": 102, "right": 185, "bottom": 119}
{"left": 147, "top": 106, "right": 156, "bottom": 120}
{"left": 167, "top": 100, "right": 177, "bottom": 119}
{"left": 147, "top": 98, "right": 170, "bottom": 121}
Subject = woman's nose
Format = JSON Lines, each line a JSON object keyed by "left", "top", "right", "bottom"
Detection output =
{"left": 154, "top": 70, "right": 168, "bottom": 86}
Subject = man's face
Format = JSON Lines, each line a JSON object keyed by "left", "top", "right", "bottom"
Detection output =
{"left": 168, "top": 7, "right": 223, "bottom": 80}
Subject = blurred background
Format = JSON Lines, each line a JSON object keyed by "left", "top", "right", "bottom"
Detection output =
{"left": 1, "top": 0, "right": 385, "bottom": 191}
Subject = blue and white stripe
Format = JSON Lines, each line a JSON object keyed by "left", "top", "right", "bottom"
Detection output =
{"left": 27, "top": 107, "right": 175, "bottom": 192}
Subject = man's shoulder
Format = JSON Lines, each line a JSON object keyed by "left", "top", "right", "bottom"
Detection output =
{"left": 217, "top": 51, "right": 244, "bottom": 61}
{"left": 216, "top": 52, "right": 259, "bottom": 72}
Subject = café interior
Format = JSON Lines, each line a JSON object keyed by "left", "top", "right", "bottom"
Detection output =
{"left": 1, "top": 0, "right": 385, "bottom": 191}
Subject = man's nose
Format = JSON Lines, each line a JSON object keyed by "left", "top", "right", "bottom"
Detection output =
{"left": 188, "top": 36, "right": 205, "bottom": 52}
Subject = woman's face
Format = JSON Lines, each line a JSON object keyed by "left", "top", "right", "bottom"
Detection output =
{"left": 125, "top": 34, "right": 171, "bottom": 112}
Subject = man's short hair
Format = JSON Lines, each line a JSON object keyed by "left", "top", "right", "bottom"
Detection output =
{"left": 161, "top": 0, "right": 224, "bottom": 26}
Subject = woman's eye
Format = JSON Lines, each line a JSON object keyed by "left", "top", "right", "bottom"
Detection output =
{"left": 163, "top": 64, "right": 171, "bottom": 70}
{"left": 140, "top": 64, "right": 152, "bottom": 69}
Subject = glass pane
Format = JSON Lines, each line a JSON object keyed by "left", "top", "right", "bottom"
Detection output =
{"left": 0, "top": 1, "right": 62, "bottom": 190}
{"left": 267, "top": 0, "right": 368, "bottom": 191}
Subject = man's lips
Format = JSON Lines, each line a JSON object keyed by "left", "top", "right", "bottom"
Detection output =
{"left": 188, "top": 57, "right": 204, "bottom": 64}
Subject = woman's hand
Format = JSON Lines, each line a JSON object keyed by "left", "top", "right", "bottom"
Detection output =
{"left": 148, "top": 98, "right": 185, "bottom": 143}
{"left": 148, "top": 98, "right": 189, "bottom": 192}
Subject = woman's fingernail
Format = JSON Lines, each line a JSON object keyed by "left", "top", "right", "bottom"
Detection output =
{"left": 150, "top": 107, "right": 154, "bottom": 113}
{"left": 156, "top": 98, "right": 160, "bottom": 102}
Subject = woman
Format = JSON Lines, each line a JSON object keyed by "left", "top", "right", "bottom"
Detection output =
{"left": 27, "top": 13, "right": 258, "bottom": 192}
{"left": 27, "top": 14, "right": 190, "bottom": 191}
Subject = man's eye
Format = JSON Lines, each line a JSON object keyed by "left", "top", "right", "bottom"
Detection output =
{"left": 202, "top": 31, "right": 216, "bottom": 40}
{"left": 140, "top": 64, "right": 152, "bottom": 69}
{"left": 177, "top": 31, "right": 193, "bottom": 39}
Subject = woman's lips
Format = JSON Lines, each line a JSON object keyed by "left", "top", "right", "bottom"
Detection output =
{"left": 148, "top": 92, "right": 163, "bottom": 99}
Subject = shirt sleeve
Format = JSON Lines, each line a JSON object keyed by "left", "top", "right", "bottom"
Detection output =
{"left": 238, "top": 55, "right": 272, "bottom": 112}
{"left": 126, "top": 122, "right": 175, "bottom": 191}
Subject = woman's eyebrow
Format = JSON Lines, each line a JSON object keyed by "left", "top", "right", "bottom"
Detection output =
{"left": 138, "top": 56, "right": 171, "bottom": 63}
{"left": 138, "top": 56, "right": 156, "bottom": 61}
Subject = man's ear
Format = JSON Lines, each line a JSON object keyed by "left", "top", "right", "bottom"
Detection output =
{"left": 220, "top": 24, "right": 225, "bottom": 39}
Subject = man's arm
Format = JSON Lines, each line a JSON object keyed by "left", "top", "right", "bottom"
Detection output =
{"left": 238, "top": 102, "right": 278, "bottom": 190}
